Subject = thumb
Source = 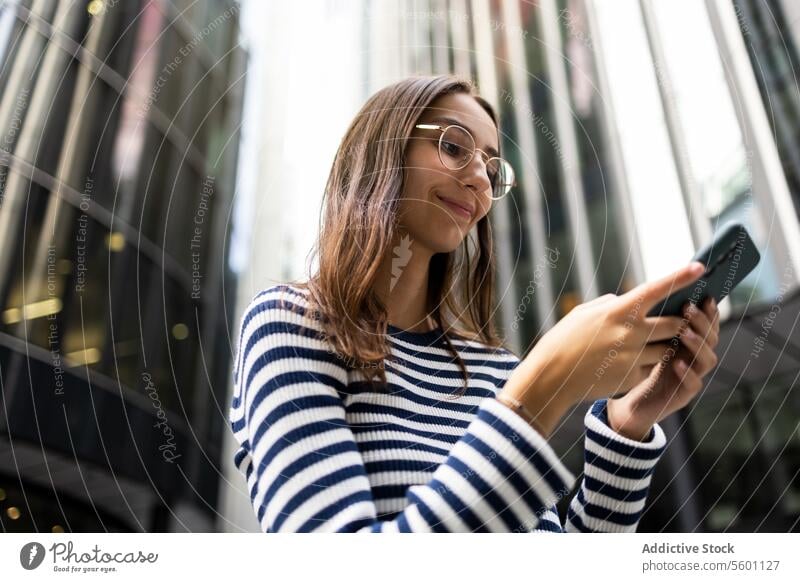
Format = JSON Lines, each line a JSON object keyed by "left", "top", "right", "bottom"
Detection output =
{"left": 626, "top": 261, "right": 705, "bottom": 314}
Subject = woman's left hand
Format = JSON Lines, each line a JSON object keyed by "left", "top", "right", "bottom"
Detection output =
{"left": 606, "top": 296, "right": 721, "bottom": 441}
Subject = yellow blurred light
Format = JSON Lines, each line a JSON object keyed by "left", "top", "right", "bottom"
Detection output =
{"left": 87, "top": 1, "right": 105, "bottom": 16}
{"left": 7, "top": 507, "right": 20, "bottom": 520}
{"left": 65, "top": 347, "right": 102, "bottom": 367}
{"left": 0, "top": 488, "right": 6, "bottom": 501}
{"left": 2, "top": 308, "right": 20, "bottom": 325}
{"left": 52, "top": 525, "right": 64, "bottom": 533}
{"left": 2, "top": 298, "right": 62, "bottom": 324}
{"left": 560, "top": 292, "right": 580, "bottom": 317}
{"left": 172, "top": 323, "right": 189, "bottom": 340}
{"left": 106, "top": 232, "right": 125, "bottom": 252}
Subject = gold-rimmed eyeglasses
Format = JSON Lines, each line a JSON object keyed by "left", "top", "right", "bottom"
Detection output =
{"left": 414, "top": 123, "right": 516, "bottom": 200}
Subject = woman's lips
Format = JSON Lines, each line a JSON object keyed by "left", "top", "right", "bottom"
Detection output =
{"left": 436, "top": 195, "right": 473, "bottom": 221}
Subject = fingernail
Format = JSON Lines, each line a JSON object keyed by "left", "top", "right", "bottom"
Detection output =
{"left": 675, "top": 360, "right": 688, "bottom": 374}
{"left": 710, "top": 297, "right": 716, "bottom": 310}
{"left": 684, "top": 328, "right": 696, "bottom": 341}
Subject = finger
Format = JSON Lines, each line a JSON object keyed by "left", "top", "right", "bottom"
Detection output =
{"left": 704, "top": 297, "right": 721, "bottom": 335}
{"left": 635, "top": 365, "right": 654, "bottom": 386}
{"left": 638, "top": 342, "right": 676, "bottom": 366}
{"left": 642, "top": 315, "right": 687, "bottom": 342}
{"left": 702, "top": 296, "right": 715, "bottom": 318}
{"left": 673, "top": 357, "right": 704, "bottom": 394}
{"left": 683, "top": 302, "right": 717, "bottom": 346}
{"left": 625, "top": 262, "right": 705, "bottom": 314}
{"left": 642, "top": 363, "right": 657, "bottom": 378}
{"left": 677, "top": 331, "right": 719, "bottom": 375}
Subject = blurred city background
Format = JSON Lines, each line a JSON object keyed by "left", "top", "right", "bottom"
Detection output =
{"left": 0, "top": 0, "right": 798, "bottom": 533}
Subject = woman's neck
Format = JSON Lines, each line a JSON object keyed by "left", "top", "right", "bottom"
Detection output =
{"left": 373, "top": 234, "right": 435, "bottom": 332}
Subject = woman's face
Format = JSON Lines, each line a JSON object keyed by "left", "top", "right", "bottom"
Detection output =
{"left": 395, "top": 92, "right": 498, "bottom": 254}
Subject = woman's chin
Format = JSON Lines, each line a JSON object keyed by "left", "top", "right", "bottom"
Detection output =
{"left": 423, "top": 233, "right": 467, "bottom": 254}
{"left": 405, "top": 220, "right": 470, "bottom": 254}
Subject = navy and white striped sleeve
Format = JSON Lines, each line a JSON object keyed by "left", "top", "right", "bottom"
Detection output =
{"left": 565, "top": 398, "right": 667, "bottom": 532}
{"left": 229, "top": 286, "right": 577, "bottom": 532}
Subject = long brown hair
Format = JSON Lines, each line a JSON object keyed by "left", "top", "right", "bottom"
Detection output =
{"left": 288, "top": 74, "right": 512, "bottom": 398}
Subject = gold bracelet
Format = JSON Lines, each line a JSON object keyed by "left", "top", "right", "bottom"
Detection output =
{"left": 495, "top": 393, "right": 549, "bottom": 437}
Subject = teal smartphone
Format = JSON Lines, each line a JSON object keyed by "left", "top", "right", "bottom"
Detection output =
{"left": 646, "top": 222, "right": 761, "bottom": 317}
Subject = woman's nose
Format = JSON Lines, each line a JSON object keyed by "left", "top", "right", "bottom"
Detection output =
{"left": 461, "top": 153, "right": 492, "bottom": 196}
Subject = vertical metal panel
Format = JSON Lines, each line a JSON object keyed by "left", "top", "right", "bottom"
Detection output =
{"left": 640, "top": 0, "right": 713, "bottom": 251}
{"left": 470, "top": 0, "right": 523, "bottom": 350}
{"left": 582, "top": 0, "right": 646, "bottom": 287}
{"left": 705, "top": 0, "right": 800, "bottom": 285}
{"left": 499, "top": 0, "right": 558, "bottom": 333}
{"left": 539, "top": 0, "right": 599, "bottom": 301}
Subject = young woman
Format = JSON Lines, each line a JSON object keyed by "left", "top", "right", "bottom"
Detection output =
{"left": 229, "top": 74, "right": 720, "bottom": 533}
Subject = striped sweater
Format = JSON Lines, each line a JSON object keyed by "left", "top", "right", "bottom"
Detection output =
{"left": 229, "top": 284, "right": 668, "bottom": 532}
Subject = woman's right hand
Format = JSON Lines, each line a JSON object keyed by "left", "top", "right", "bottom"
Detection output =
{"left": 500, "top": 261, "right": 706, "bottom": 436}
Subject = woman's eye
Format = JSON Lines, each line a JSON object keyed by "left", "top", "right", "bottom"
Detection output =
{"left": 442, "top": 141, "right": 462, "bottom": 157}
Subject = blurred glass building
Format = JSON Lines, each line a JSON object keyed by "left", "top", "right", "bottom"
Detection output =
{"left": 0, "top": 0, "right": 245, "bottom": 531}
{"left": 222, "top": 0, "right": 800, "bottom": 532}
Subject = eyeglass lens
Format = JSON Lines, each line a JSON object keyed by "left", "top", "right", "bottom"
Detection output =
{"left": 439, "top": 125, "right": 513, "bottom": 199}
